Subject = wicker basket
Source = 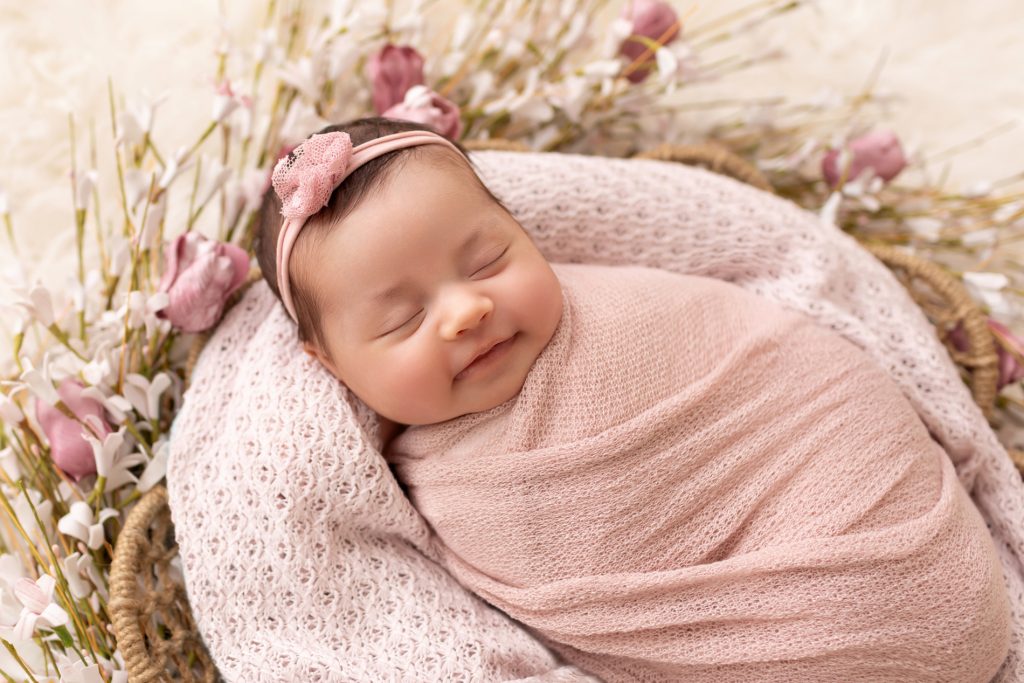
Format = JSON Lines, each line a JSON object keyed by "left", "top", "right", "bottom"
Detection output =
{"left": 110, "top": 139, "right": 1017, "bottom": 681}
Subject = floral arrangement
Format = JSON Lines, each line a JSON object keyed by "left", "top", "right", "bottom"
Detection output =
{"left": 0, "top": 0, "right": 1021, "bottom": 679}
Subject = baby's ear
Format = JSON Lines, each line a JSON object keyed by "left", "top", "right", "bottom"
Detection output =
{"left": 302, "top": 340, "right": 338, "bottom": 376}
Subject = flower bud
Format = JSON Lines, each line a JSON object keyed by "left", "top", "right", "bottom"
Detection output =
{"left": 382, "top": 85, "right": 463, "bottom": 141}
{"left": 822, "top": 129, "right": 907, "bottom": 188}
{"left": 618, "top": 0, "right": 681, "bottom": 84}
{"left": 34, "top": 378, "right": 111, "bottom": 481}
{"left": 366, "top": 44, "right": 426, "bottom": 114}
{"left": 156, "top": 233, "right": 251, "bottom": 333}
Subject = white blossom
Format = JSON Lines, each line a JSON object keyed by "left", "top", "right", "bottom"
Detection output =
{"left": 819, "top": 191, "right": 843, "bottom": 227}
{"left": 0, "top": 446, "right": 20, "bottom": 481}
{"left": 962, "top": 180, "right": 993, "bottom": 199}
{"left": 277, "top": 57, "right": 321, "bottom": 102}
{"left": 137, "top": 438, "right": 169, "bottom": 493}
{"left": 19, "top": 353, "right": 61, "bottom": 407}
{"left": 158, "top": 147, "right": 193, "bottom": 191}
{"left": 10, "top": 283, "right": 57, "bottom": 327}
{"left": 0, "top": 391, "right": 24, "bottom": 424}
{"left": 73, "top": 170, "right": 98, "bottom": 212}
{"left": 963, "top": 271, "right": 1014, "bottom": 318}
{"left": 212, "top": 81, "right": 243, "bottom": 124}
{"left": 123, "top": 169, "right": 153, "bottom": 210}
{"left": 83, "top": 425, "right": 147, "bottom": 491}
{"left": 122, "top": 372, "right": 172, "bottom": 422}
{"left": 12, "top": 574, "right": 68, "bottom": 640}
{"left": 905, "top": 217, "right": 943, "bottom": 241}
{"left": 58, "top": 501, "right": 119, "bottom": 551}
{"left": 80, "top": 383, "right": 133, "bottom": 425}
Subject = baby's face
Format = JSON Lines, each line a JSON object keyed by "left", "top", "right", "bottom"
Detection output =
{"left": 300, "top": 147, "right": 563, "bottom": 426}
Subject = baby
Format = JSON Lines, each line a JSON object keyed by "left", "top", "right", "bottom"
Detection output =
{"left": 255, "top": 117, "right": 1012, "bottom": 682}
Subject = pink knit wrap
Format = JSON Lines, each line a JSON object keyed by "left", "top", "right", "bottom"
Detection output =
{"left": 387, "top": 262, "right": 1012, "bottom": 681}
{"left": 167, "top": 151, "right": 1024, "bottom": 682}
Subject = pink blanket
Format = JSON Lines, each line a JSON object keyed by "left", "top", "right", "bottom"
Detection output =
{"left": 169, "top": 151, "right": 1024, "bottom": 682}
{"left": 386, "top": 262, "right": 1012, "bottom": 682}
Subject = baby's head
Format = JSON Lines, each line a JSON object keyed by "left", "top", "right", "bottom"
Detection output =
{"left": 255, "top": 117, "right": 563, "bottom": 427}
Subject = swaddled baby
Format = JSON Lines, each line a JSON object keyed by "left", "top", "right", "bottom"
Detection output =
{"left": 256, "top": 117, "right": 1012, "bottom": 682}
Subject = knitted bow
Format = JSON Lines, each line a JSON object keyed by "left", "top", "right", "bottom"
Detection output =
{"left": 271, "top": 131, "right": 354, "bottom": 220}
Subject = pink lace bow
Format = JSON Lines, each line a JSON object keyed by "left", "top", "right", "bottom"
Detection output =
{"left": 272, "top": 131, "right": 354, "bottom": 220}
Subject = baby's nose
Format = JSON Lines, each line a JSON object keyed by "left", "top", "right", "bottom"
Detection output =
{"left": 439, "top": 288, "right": 493, "bottom": 340}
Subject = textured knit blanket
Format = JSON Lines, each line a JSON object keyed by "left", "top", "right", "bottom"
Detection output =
{"left": 386, "top": 262, "right": 1012, "bottom": 681}
{"left": 167, "top": 150, "right": 1024, "bottom": 682}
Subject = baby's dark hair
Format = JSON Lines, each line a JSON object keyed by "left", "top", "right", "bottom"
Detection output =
{"left": 255, "top": 116, "right": 513, "bottom": 363}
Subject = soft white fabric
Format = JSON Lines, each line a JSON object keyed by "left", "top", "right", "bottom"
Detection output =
{"left": 167, "top": 150, "right": 1024, "bottom": 682}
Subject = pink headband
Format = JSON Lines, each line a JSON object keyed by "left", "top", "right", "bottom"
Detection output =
{"left": 271, "top": 129, "right": 462, "bottom": 323}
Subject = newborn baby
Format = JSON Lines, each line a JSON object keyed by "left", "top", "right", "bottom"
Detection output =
{"left": 256, "top": 117, "right": 1012, "bottom": 682}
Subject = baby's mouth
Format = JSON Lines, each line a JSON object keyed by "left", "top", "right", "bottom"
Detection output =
{"left": 455, "top": 333, "right": 518, "bottom": 382}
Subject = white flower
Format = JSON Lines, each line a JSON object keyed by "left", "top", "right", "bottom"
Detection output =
{"left": 223, "top": 168, "right": 268, "bottom": 229}
{"left": 12, "top": 574, "right": 68, "bottom": 640}
{"left": 450, "top": 12, "right": 474, "bottom": 50}
{"left": 73, "top": 170, "right": 98, "bottom": 212}
{"left": 115, "top": 91, "right": 168, "bottom": 149}
{"left": 0, "top": 185, "right": 8, "bottom": 214}
{"left": 59, "top": 659, "right": 107, "bottom": 683}
{"left": 61, "top": 552, "right": 94, "bottom": 600}
{"left": 961, "top": 228, "right": 998, "bottom": 247}
{"left": 158, "top": 147, "right": 193, "bottom": 191}
{"left": 0, "top": 446, "right": 20, "bottom": 481}
{"left": 137, "top": 438, "right": 169, "bottom": 493}
{"left": 10, "top": 282, "right": 57, "bottom": 327}
{"left": 0, "top": 392, "right": 24, "bottom": 424}
{"left": 253, "top": 27, "right": 280, "bottom": 65}
{"left": 123, "top": 169, "right": 154, "bottom": 210}
{"left": 212, "top": 80, "right": 244, "bottom": 124}
{"left": 467, "top": 71, "right": 495, "bottom": 110}
{"left": 83, "top": 426, "right": 146, "bottom": 491}
{"left": 277, "top": 57, "right": 321, "bottom": 102}
{"left": 80, "top": 341, "right": 121, "bottom": 390}
{"left": 58, "top": 502, "right": 119, "bottom": 551}
{"left": 905, "top": 217, "right": 943, "bottom": 241}
{"left": 9, "top": 488, "right": 53, "bottom": 549}
{"left": 134, "top": 194, "right": 167, "bottom": 254}
{"left": 122, "top": 373, "right": 172, "bottom": 422}
{"left": 819, "top": 191, "right": 843, "bottom": 228}
{"left": 19, "top": 354, "right": 61, "bottom": 407}
{"left": 117, "top": 290, "right": 170, "bottom": 337}
{"left": 963, "top": 271, "right": 1014, "bottom": 318}
{"left": 1, "top": 553, "right": 27, "bottom": 613}
{"left": 655, "top": 46, "right": 678, "bottom": 85}
{"left": 550, "top": 76, "right": 589, "bottom": 122}
{"left": 581, "top": 59, "right": 623, "bottom": 80}
{"left": 278, "top": 99, "right": 329, "bottom": 147}
{"left": 198, "top": 158, "right": 233, "bottom": 209}
{"left": 962, "top": 180, "right": 992, "bottom": 199}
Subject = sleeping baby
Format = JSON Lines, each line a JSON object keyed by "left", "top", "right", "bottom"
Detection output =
{"left": 255, "top": 116, "right": 1012, "bottom": 682}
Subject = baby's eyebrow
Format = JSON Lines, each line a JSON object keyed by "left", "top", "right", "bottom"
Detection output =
{"left": 364, "top": 227, "right": 492, "bottom": 306}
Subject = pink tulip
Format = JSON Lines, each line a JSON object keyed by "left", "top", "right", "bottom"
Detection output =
{"left": 822, "top": 129, "right": 907, "bottom": 188}
{"left": 618, "top": 0, "right": 682, "bottom": 84}
{"left": 382, "top": 85, "right": 463, "bottom": 141}
{"left": 949, "top": 318, "right": 1024, "bottom": 391}
{"left": 35, "top": 378, "right": 110, "bottom": 482}
{"left": 367, "top": 44, "right": 426, "bottom": 114}
{"left": 156, "top": 232, "right": 251, "bottom": 333}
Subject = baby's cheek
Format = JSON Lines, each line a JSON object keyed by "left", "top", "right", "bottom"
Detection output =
{"left": 381, "top": 347, "right": 448, "bottom": 420}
